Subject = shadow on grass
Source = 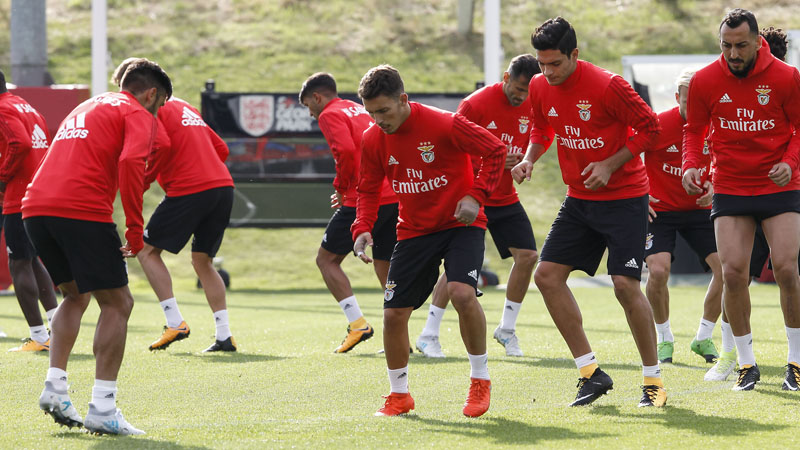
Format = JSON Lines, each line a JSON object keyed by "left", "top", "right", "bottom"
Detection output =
{"left": 226, "top": 287, "right": 381, "bottom": 296}
{"left": 51, "top": 430, "right": 212, "bottom": 449}
{"left": 405, "top": 415, "right": 612, "bottom": 445}
{"left": 168, "top": 351, "right": 288, "bottom": 363}
{"left": 589, "top": 404, "right": 788, "bottom": 435}
{"left": 500, "top": 356, "right": 643, "bottom": 372}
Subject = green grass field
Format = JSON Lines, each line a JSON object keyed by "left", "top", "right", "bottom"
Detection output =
{"left": 1, "top": 272, "right": 798, "bottom": 448}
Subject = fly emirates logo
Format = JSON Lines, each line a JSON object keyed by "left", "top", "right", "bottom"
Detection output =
{"left": 53, "top": 112, "right": 88, "bottom": 142}
{"left": 500, "top": 133, "right": 524, "bottom": 154}
{"left": 557, "top": 125, "right": 604, "bottom": 150}
{"left": 392, "top": 168, "right": 448, "bottom": 194}
{"left": 718, "top": 108, "right": 775, "bottom": 132}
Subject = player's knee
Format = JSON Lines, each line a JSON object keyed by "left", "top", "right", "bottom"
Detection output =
{"left": 611, "top": 276, "right": 640, "bottom": 301}
{"left": 647, "top": 263, "right": 670, "bottom": 285}
{"left": 533, "top": 266, "right": 559, "bottom": 291}
{"left": 383, "top": 308, "right": 410, "bottom": 328}
{"left": 772, "top": 262, "right": 800, "bottom": 286}
{"left": 721, "top": 265, "right": 749, "bottom": 289}
{"left": 315, "top": 249, "right": 338, "bottom": 270}
{"left": 514, "top": 249, "right": 539, "bottom": 270}
{"left": 448, "top": 283, "right": 476, "bottom": 308}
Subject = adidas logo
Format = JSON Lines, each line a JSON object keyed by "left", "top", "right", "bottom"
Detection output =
{"left": 388, "top": 155, "right": 399, "bottom": 165}
{"left": 398, "top": 372, "right": 407, "bottom": 379}
{"left": 104, "top": 393, "right": 115, "bottom": 398}
{"left": 719, "top": 93, "right": 732, "bottom": 103}
{"left": 31, "top": 124, "right": 48, "bottom": 149}
{"left": 164, "top": 305, "right": 171, "bottom": 310}
{"left": 5, "top": 246, "right": 11, "bottom": 254}
{"left": 487, "top": 121, "right": 497, "bottom": 129}
{"left": 143, "top": 229, "right": 149, "bottom": 238}
{"left": 666, "top": 144, "right": 679, "bottom": 153}
{"left": 322, "top": 233, "right": 327, "bottom": 243}
{"left": 343, "top": 304, "right": 352, "bottom": 310}
{"left": 548, "top": 107, "right": 558, "bottom": 117}
{"left": 505, "top": 305, "right": 514, "bottom": 311}
{"left": 216, "top": 316, "right": 221, "bottom": 321}
{"left": 624, "top": 258, "right": 639, "bottom": 269}
{"left": 467, "top": 269, "right": 478, "bottom": 281}
{"left": 429, "top": 311, "right": 436, "bottom": 317}
{"left": 54, "top": 112, "right": 89, "bottom": 141}
{"left": 59, "top": 376, "right": 67, "bottom": 381}
{"left": 181, "top": 106, "right": 206, "bottom": 127}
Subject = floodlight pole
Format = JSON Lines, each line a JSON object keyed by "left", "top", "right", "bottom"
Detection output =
{"left": 483, "top": 0, "right": 502, "bottom": 85}
{"left": 91, "top": 0, "right": 108, "bottom": 96}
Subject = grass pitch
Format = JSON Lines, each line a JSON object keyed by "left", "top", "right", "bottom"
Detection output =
{"left": 0, "top": 277, "right": 798, "bottom": 448}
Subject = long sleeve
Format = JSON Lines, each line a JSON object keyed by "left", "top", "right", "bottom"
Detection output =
{"left": 451, "top": 113, "right": 506, "bottom": 205}
{"left": 209, "top": 127, "right": 230, "bottom": 163}
{"left": 319, "top": 112, "right": 360, "bottom": 195}
{"left": 0, "top": 116, "right": 32, "bottom": 183}
{"left": 351, "top": 137, "right": 384, "bottom": 240}
{"left": 780, "top": 69, "right": 800, "bottom": 170}
{"left": 119, "top": 110, "right": 156, "bottom": 254}
{"left": 682, "top": 77, "right": 711, "bottom": 172}
{"left": 144, "top": 119, "right": 170, "bottom": 188}
{"left": 605, "top": 76, "right": 659, "bottom": 157}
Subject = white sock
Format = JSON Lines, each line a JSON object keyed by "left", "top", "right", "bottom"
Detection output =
{"left": 786, "top": 326, "right": 800, "bottom": 365}
{"left": 388, "top": 367, "right": 409, "bottom": 394}
{"left": 421, "top": 305, "right": 446, "bottom": 337}
{"left": 45, "top": 308, "right": 57, "bottom": 324}
{"left": 574, "top": 352, "right": 597, "bottom": 369}
{"left": 655, "top": 320, "right": 674, "bottom": 343}
{"left": 160, "top": 297, "right": 184, "bottom": 328}
{"left": 30, "top": 325, "right": 49, "bottom": 344}
{"left": 214, "top": 309, "right": 232, "bottom": 341}
{"left": 91, "top": 379, "right": 117, "bottom": 412}
{"left": 696, "top": 318, "right": 716, "bottom": 341}
{"left": 468, "top": 352, "right": 490, "bottom": 380}
{"left": 500, "top": 299, "right": 522, "bottom": 330}
{"left": 338, "top": 295, "right": 363, "bottom": 323}
{"left": 642, "top": 363, "right": 662, "bottom": 379}
{"left": 734, "top": 333, "right": 756, "bottom": 366}
{"left": 46, "top": 367, "right": 68, "bottom": 391}
{"left": 721, "top": 320, "right": 736, "bottom": 353}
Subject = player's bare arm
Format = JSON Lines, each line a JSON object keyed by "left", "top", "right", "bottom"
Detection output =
{"left": 681, "top": 167, "right": 704, "bottom": 196}
{"left": 581, "top": 146, "right": 633, "bottom": 190}
{"left": 353, "top": 232, "right": 374, "bottom": 264}
{"left": 768, "top": 162, "right": 792, "bottom": 186}
{"left": 453, "top": 195, "right": 480, "bottom": 225}
{"left": 511, "top": 142, "right": 546, "bottom": 183}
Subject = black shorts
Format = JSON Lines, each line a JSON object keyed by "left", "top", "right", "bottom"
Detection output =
{"left": 3, "top": 213, "right": 37, "bottom": 260}
{"left": 321, "top": 203, "right": 398, "bottom": 261}
{"left": 144, "top": 186, "right": 234, "bottom": 257}
{"left": 645, "top": 210, "right": 716, "bottom": 271}
{"left": 750, "top": 224, "right": 771, "bottom": 277}
{"left": 485, "top": 202, "right": 537, "bottom": 259}
{"left": 384, "top": 227, "right": 485, "bottom": 310}
{"left": 24, "top": 216, "right": 127, "bottom": 293}
{"left": 540, "top": 195, "right": 648, "bottom": 280}
{"left": 711, "top": 191, "right": 800, "bottom": 221}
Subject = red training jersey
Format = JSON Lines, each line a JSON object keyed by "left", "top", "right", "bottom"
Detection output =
{"left": 644, "top": 106, "right": 711, "bottom": 212}
{"left": 528, "top": 60, "right": 657, "bottom": 200}
{"left": 317, "top": 97, "right": 396, "bottom": 207}
{"left": 0, "top": 92, "right": 50, "bottom": 214}
{"left": 22, "top": 91, "right": 157, "bottom": 254}
{"left": 351, "top": 102, "right": 506, "bottom": 241}
{"left": 458, "top": 82, "right": 550, "bottom": 206}
{"left": 683, "top": 37, "right": 800, "bottom": 195}
{"left": 145, "top": 98, "right": 233, "bottom": 197}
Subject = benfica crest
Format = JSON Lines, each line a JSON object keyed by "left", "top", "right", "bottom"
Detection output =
{"left": 577, "top": 101, "right": 592, "bottom": 121}
{"left": 756, "top": 85, "right": 771, "bottom": 105}
{"left": 418, "top": 141, "right": 435, "bottom": 163}
{"left": 238, "top": 95, "right": 274, "bottom": 136}
{"left": 645, "top": 233, "right": 653, "bottom": 250}
{"left": 384, "top": 281, "right": 397, "bottom": 302}
{"left": 519, "top": 117, "right": 530, "bottom": 134}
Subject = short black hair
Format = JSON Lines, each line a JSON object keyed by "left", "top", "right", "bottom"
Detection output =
{"left": 299, "top": 72, "right": 337, "bottom": 103}
{"left": 761, "top": 26, "right": 788, "bottom": 61}
{"left": 531, "top": 17, "right": 577, "bottom": 57}
{"left": 120, "top": 58, "right": 172, "bottom": 99}
{"left": 0, "top": 69, "right": 6, "bottom": 94}
{"left": 720, "top": 8, "right": 759, "bottom": 35}
{"left": 358, "top": 65, "right": 404, "bottom": 100}
{"left": 507, "top": 54, "right": 540, "bottom": 80}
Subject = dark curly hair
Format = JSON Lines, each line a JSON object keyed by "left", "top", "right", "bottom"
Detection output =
{"left": 761, "top": 26, "right": 788, "bottom": 61}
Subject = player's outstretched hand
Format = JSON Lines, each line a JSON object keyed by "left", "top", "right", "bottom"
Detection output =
{"left": 505, "top": 153, "right": 524, "bottom": 170}
{"left": 681, "top": 168, "right": 704, "bottom": 196}
{"left": 353, "top": 232, "right": 374, "bottom": 264}
{"left": 696, "top": 180, "right": 714, "bottom": 207}
{"left": 769, "top": 162, "right": 792, "bottom": 187}
{"left": 454, "top": 195, "right": 480, "bottom": 225}
{"left": 648, "top": 195, "right": 659, "bottom": 223}
{"left": 511, "top": 160, "right": 533, "bottom": 184}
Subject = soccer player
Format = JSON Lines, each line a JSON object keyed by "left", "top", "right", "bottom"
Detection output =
{"left": 106, "top": 59, "right": 238, "bottom": 353}
{"left": 352, "top": 65, "right": 505, "bottom": 417}
{"left": 0, "top": 69, "right": 59, "bottom": 352}
{"left": 299, "top": 72, "right": 398, "bottom": 353}
{"left": 682, "top": 9, "right": 800, "bottom": 392}
{"left": 25, "top": 58, "right": 171, "bottom": 434}
{"left": 415, "top": 54, "right": 547, "bottom": 358}
{"left": 643, "top": 68, "right": 723, "bottom": 366}
{"left": 511, "top": 17, "right": 667, "bottom": 407}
